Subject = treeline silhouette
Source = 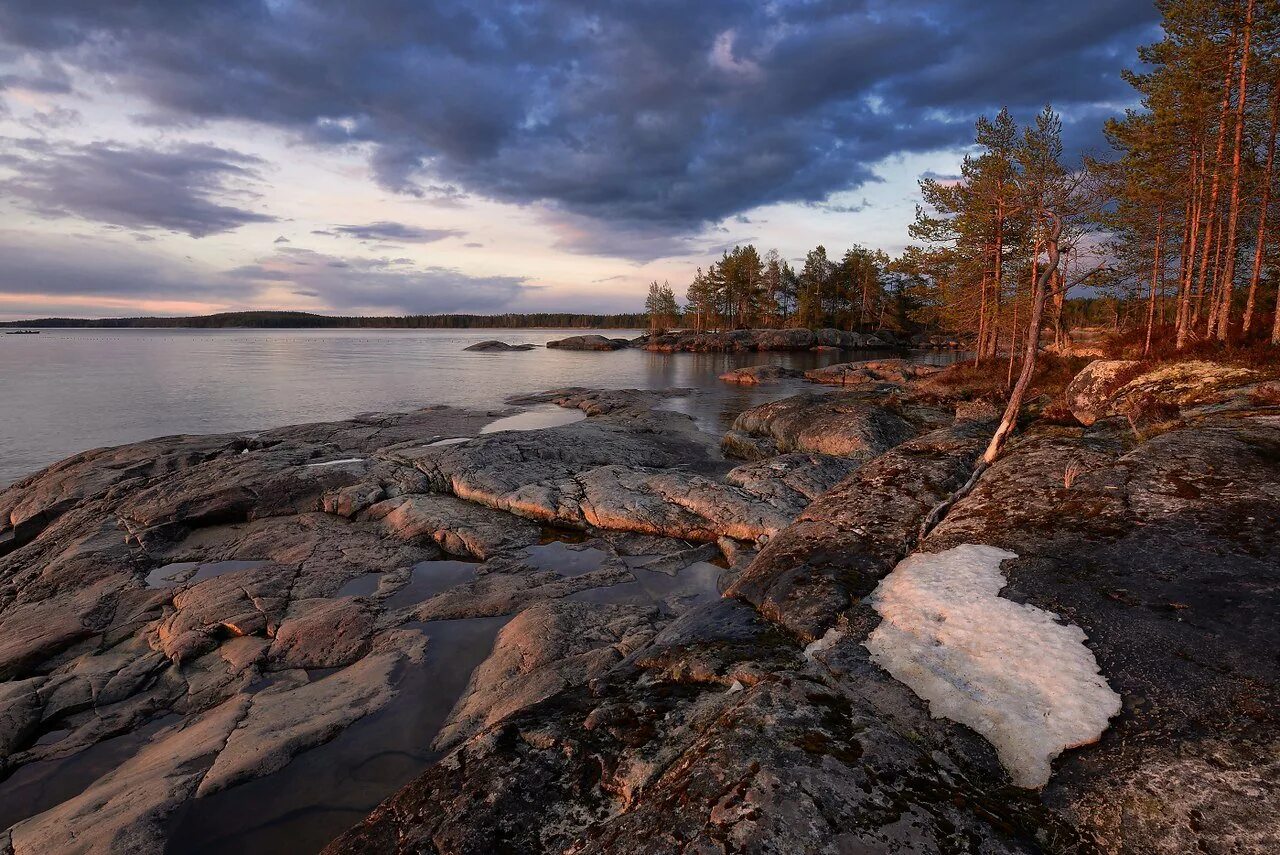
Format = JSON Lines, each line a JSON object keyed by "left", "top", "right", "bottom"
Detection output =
{"left": 0, "top": 311, "right": 647, "bottom": 330}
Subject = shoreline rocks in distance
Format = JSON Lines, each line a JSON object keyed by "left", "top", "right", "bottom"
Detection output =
{"left": 543, "top": 328, "right": 899, "bottom": 353}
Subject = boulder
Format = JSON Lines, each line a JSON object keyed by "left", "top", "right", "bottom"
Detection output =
{"left": 722, "top": 391, "right": 918, "bottom": 460}
{"left": 1064, "top": 359, "right": 1142, "bottom": 425}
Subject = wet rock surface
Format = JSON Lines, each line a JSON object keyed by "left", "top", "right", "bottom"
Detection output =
{"left": 3, "top": 360, "right": 1277, "bottom": 854}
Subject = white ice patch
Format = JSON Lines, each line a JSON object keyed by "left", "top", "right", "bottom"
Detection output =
{"left": 864, "top": 543, "right": 1121, "bottom": 788}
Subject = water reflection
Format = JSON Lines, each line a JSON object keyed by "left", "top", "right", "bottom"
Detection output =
{"left": 163, "top": 616, "right": 511, "bottom": 855}
{"left": 0, "top": 328, "right": 962, "bottom": 485}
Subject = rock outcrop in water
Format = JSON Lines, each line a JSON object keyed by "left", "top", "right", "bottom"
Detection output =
{"left": 462, "top": 340, "right": 536, "bottom": 352}
{"left": 2, "top": 359, "right": 1277, "bottom": 855}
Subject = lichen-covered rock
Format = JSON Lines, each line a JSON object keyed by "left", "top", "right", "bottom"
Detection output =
{"left": 727, "top": 421, "right": 988, "bottom": 641}
{"left": 1064, "top": 359, "right": 1141, "bottom": 425}
{"left": 722, "top": 390, "right": 919, "bottom": 461}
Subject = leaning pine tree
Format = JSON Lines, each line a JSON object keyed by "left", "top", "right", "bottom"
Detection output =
{"left": 920, "top": 107, "right": 1106, "bottom": 539}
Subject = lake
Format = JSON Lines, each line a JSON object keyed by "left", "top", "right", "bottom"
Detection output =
{"left": 0, "top": 327, "right": 955, "bottom": 485}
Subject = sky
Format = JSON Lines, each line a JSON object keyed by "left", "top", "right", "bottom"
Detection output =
{"left": 0, "top": 1, "right": 1161, "bottom": 321}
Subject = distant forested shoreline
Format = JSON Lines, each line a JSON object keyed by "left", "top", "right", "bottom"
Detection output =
{"left": 0, "top": 310, "right": 648, "bottom": 329}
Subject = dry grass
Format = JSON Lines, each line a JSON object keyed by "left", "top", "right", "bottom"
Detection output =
{"left": 1106, "top": 318, "right": 1280, "bottom": 373}
{"left": 918, "top": 353, "right": 1092, "bottom": 405}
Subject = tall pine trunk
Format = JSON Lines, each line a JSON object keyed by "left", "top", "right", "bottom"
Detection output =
{"left": 1245, "top": 82, "right": 1279, "bottom": 334}
{"left": 1146, "top": 207, "right": 1166, "bottom": 356}
{"left": 1216, "top": 0, "right": 1255, "bottom": 341}
{"left": 1191, "top": 38, "right": 1237, "bottom": 336}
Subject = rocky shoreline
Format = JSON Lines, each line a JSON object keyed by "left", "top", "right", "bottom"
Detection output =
{"left": 1, "top": 359, "right": 1277, "bottom": 854}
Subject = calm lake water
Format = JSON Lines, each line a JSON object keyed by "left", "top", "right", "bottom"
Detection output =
{"left": 0, "top": 327, "right": 954, "bottom": 486}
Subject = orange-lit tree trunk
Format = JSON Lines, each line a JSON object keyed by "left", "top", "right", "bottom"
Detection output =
{"left": 1146, "top": 207, "right": 1166, "bottom": 356}
{"left": 1245, "top": 81, "right": 1279, "bottom": 334}
{"left": 1177, "top": 145, "right": 1203, "bottom": 347}
{"left": 1192, "top": 38, "right": 1237, "bottom": 334}
{"left": 1216, "top": 0, "right": 1255, "bottom": 341}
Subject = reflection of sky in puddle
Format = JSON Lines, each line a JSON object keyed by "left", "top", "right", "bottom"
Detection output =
{"left": 380, "top": 561, "right": 478, "bottom": 610}
{"left": 165, "top": 615, "right": 511, "bottom": 855}
{"left": 479, "top": 404, "right": 586, "bottom": 434}
{"left": 520, "top": 541, "right": 611, "bottom": 577}
{"left": 304, "top": 458, "right": 364, "bottom": 467}
{"left": 425, "top": 436, "right": 470, "bottom": 447}
{"left": 0, "top": 714, "right": 183, "bottom": 832}
{"left": 570, "top": 561, "right": 723, "bottom": 613}
{"left": 145, "top": 560, "right": 266, "bottom": 589}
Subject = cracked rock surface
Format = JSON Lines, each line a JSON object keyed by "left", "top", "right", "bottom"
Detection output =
{"left": 2, "top": 362, "right": 1277, "bottom": 855}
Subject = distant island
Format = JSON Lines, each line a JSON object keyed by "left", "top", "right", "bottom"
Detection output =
{"left": 0, "top": 310, "right": 648, "bottom": 330}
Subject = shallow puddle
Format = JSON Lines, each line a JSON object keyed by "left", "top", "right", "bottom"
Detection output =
{"left": 570, "top": 560, "right": 723, "bottom": 613}
{"left": 304, "top": 457, "right": 365, "bottom": 467}
{"left": 425, "top": 436, "right": 471, "bottom": 447}
{"left": 163, "top": 615, "right": 511, "bottom": 855}
{"left": 381, "top": 561, "right": 478, "bottom": 610}
{"left": 145, "top": 560, "right": 266, "bottom": 589}
{"left": 478, "top": 404, "right": 586, "bottom": 434}
{"left": 520, "top": 541, "right": 612, "bottom": 577}
{"left": 0, "top": 714, "right": 183, "bottom": 832}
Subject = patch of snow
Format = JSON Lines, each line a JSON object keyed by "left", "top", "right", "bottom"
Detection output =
{"left": 864, "top": 543, "right": 1121, "bottom": 788}
{"left": 305, "top": 458, "right": 365, "bottom": 467}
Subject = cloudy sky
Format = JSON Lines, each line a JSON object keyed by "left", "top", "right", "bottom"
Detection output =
{"left": 0, "top": 1, "right": 1159, "bottom": 320}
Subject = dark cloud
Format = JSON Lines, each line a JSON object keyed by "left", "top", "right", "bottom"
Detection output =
{"left": 0, "top": 138, "right": 277, "bottom": 236}
{"left": 273, "top": 235, "right": 290, "bottom": 244}
{"left": 229, "top": 247, "right": 536, "bottom": 314}
{"left": 330, "top": 221, "right": 464, "bottom": 243}
{"left": 0, "top": 1, "right": 1159, "bottom": 256}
